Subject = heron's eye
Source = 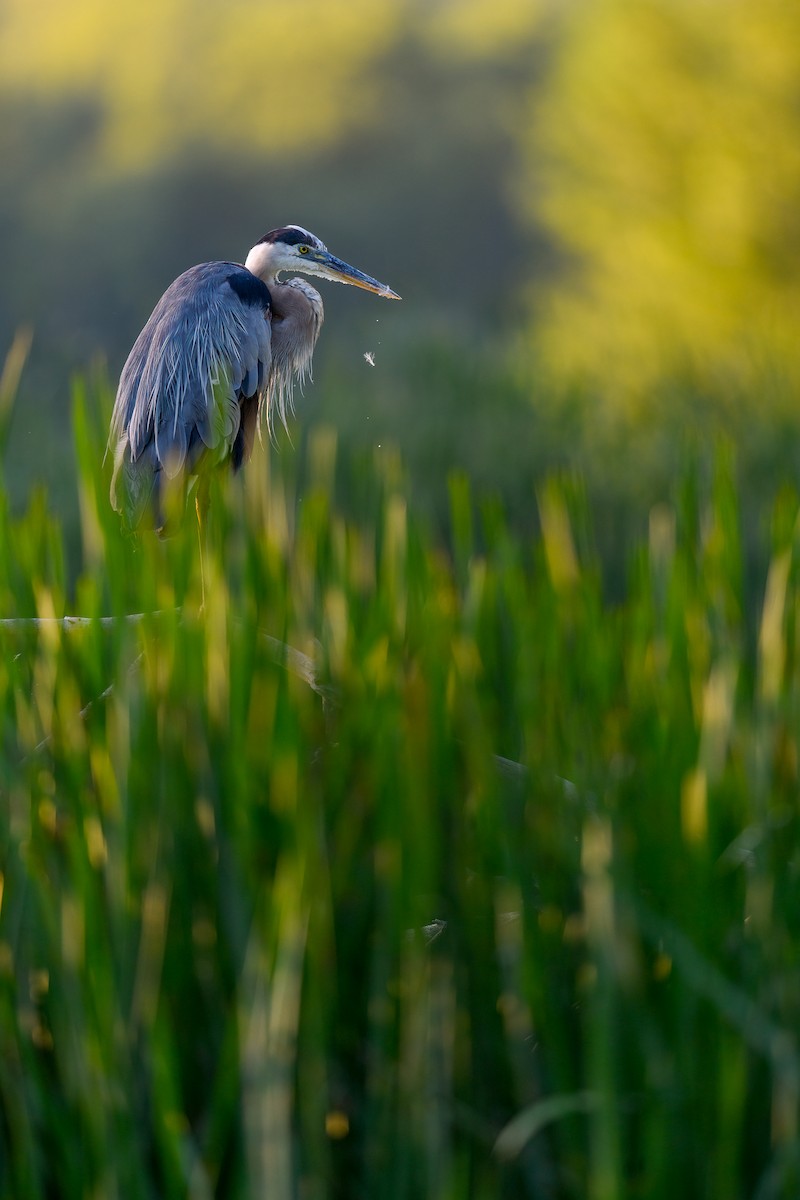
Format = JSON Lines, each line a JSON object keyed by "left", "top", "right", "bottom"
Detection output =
{"left": 298, "top": 245, "right": 310, "bottom": 255}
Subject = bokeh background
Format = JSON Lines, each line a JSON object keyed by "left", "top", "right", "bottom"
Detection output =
{"left": 2, "top": 0, "right": 800, "bottom": 572}
{"left": 5, "top": 5, "right": 800, "bottom": 1196}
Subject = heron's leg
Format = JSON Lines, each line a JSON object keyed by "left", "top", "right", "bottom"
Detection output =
{"left": 195, "top": 476, "right": 210, "bottom": 611}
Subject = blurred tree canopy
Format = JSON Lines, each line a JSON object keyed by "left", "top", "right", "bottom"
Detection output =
{"left": 0, "top": 0, "right": 401, "bottom": 164}
{"left": 0, "top": 0, "right": 539, "bottom": 165}
{"left": 1, "top": 0, "right": 800, "bottom": 563}
{"left": 524, "top": 0, "right": 800, "bottom": 392}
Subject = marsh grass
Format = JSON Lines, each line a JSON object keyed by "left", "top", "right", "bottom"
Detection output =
{"left": 0, "top": 380, "right": 799, "bottom": 1199}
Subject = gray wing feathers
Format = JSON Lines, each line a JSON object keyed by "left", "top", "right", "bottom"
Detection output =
{"left": 241, "top": 364, "right": 258, "bottom": 399}
{"left": 109, "top": 263, "right": 271, "bottom": 524}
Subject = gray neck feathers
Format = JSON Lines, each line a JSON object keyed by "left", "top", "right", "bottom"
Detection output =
{"left": 264, "top": 278, "right": 324, "bottom": 434}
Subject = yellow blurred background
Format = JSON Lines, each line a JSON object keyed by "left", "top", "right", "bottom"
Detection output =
{"left": 2, "top": 0, "right": 799, "bottom": 545}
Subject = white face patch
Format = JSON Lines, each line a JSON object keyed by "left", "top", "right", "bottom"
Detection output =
{"left": 245, "top": 230, "right": 325, "bottom": 281}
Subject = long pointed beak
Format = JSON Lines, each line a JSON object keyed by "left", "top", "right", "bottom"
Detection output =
{"left": 311, "top": 250, "right": 401, "bottom": 300}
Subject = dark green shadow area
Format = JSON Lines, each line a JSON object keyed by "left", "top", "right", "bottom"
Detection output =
{"left": 0, "top": 379, "right": 799, "bottom": 1199}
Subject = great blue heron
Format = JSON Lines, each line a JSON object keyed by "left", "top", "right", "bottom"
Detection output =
{"left": 108, "top": 225, "right": 400, "bottom": 532}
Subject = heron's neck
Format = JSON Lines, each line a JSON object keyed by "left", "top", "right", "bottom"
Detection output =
{"left": 243, "top": 243, "right": 325, "bottom": 333}
{"left": 262, "top": 277, "right": 324, "bottom": 433}
{"left": 269, "top": 277, "right": 324, "bottom": 332}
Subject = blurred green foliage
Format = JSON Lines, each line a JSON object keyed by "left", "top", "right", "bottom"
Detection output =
{"left": 1, "top": 384, "right": 800, "bottom": 1197}
{"left": 0, "top": 0, "right": 538, "bottom": 166}
{"left": 526, "top": 0, "right": 800, "bottom": 388}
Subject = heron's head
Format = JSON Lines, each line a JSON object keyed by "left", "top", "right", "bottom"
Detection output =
{"left": 245, "top": 225, "right": 400, "bottom": 300}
